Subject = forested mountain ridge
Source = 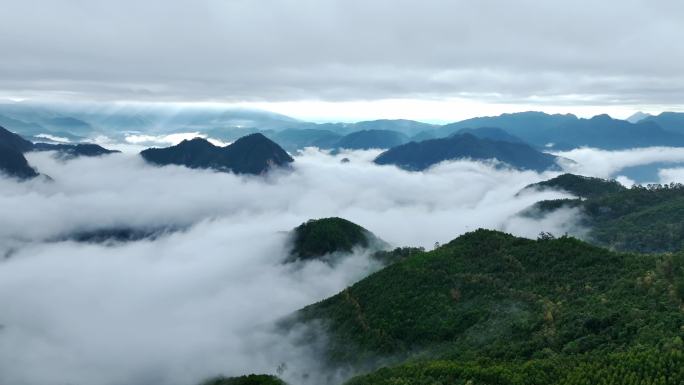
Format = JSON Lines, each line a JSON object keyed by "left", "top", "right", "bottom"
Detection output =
{"left": 522, "top": 173, "right": 627, "bottom": 199}
{"left": 287, "top": 229, "right": 684, "bottom": 384}
{"left": 526, "top": 179, "right": 684, "bottom": 253}
{"left": 140, "top": 133, "right": 294, "bottom": 175}
{"left": 286, "top": 217, "right": 386, "bottom": 264}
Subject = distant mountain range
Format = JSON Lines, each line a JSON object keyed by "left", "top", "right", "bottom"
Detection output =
{"left": 374, "top": 133, "right": 561, "bottom": 172}
{"left": 33, "top": 143, "right": 119, "bottom": 158}
{"left": 3, "top": 102, "right": 684, "bottom": 153}
{"left": 0, "top": 125, "right": 118, "bottom": 180}
{"left": 140, "top": 133, "right": 294, "bottom": 175}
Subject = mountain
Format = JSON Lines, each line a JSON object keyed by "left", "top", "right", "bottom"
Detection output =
{"left": 33, "top": 143, "right": 119, "bottom": 158}
{"left": 453, "top": 126, "right": 524, "bottom": 143}
{"left": 525, "top": 177, "right": 684, "bottom": 253}
{"left": 348, "top": 119, "right": 437, "bottom": 137}
{"left": 0, "top": 125, "right": 34, "bottom": 152}
{"left": 199, "top": 375, "right": 286, "bottom": 385}
{"left": 441, "top": 111, "right": 579, "bottom": 145}
{"left": 267, "top": 129, "right": 342, "bottom": 152}
{"left": 140, "top": 133, "right": 294, "bottom": 175}
{"left": 44, "top": 116, "right": 92, "bottom": 130}
{"left": 292, "top": 229, "right": 684, "bottom": 383}
{"left": 641, "top": 112, "right": 684, "bottom": 135}
{"left": 286, "top": 217, "right": 386, "bottom": 264}
{"left": 335, "top": 129, "right": 409, "bottom": 150}
{"left": 374, "top": 133, "right": 560, "bottom": 172}
{"left": 0, "top": 146, "right": 39, "bottom": 179}
{"left": 433, "top": 112, "right": 684, "bottom": 150}
{"left": 0, "top": 126, "right": 38, "bottom": 179}
{"left": 626, "top": 111, "right": 652, "bottom": 123}
{"left": 522, "top": 173, "right": 626, "bottom": 199}
{"left": 549, "top": 114, "right": 684, "bottom": 150}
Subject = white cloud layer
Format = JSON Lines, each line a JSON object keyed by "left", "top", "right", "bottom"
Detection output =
{"left": 555, "top": 146, "right": 684, "bottom": 179}
{"left": 5, "top": 144, "right": 684, "bottom": 385}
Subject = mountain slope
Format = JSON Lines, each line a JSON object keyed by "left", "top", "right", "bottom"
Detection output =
{"left": 335, "top": 129, "right": 409, "bottom": 150}
{"left": 374, "top": 134, "right": 559, "bottom": 172}
{"left": 526, "top": 181, "right": 684, "bottom": 253}
{"left": 437, "top": 112, "right": 684, "bottom": 150}
{"left": 0, "top": 146, "right": 39, "bottom": 179}
{"left": 293, "top": 229, "right": 684, "bottom": 374}
{"left": 522, "top": 173, "right": 627, "bottom": 199}
{"left": 33, "top": 143, "right": 119, "bottom": 157}
{"left": 140, "top": 134, "right": 294, "bottom": 175}
{"left": 0, "top": 126, "right": 38, "bottom": 179}
{"left": 0, "top": 125, "right": 34, "bottom": 152}
{"left": 453, "top": 126, "right": 524, "bottom": 143}
{"left": 286, "top": 217, "right": 386, "bottom": 263}
{"left": 641, "top": 112, "right": 684, "bottom": 134}
{"left": 441, "top": 111, "right": 578, "bottom": 145}
{"left": 267, "top": 129, "right": 342, "bottom": 152}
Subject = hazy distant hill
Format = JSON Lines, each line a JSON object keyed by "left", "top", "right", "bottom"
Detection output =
{"left": 422, "top": 112, "right": 684, "bottom": 150}
{"left": 140, "top": 133, "right": 294, "bottom": 175}
{"left": 349, "top": 119, "right": 436, "bottom": 137}
{"left": 335, "top": 129, "right": 409, "bottom": 150}
{"left": 453, "top": 126, "right": 524, "bottom": 143}
{"left": 0, "top": 146, "right": 39, "bottom": 179}
{"left": 641, "top": 112, "right": 684, "bottom": 135}
{"left": 626, "top": 111, "right": 652, "bottom": 123}
{"left": 33, "top": 143, "right": 120, "bottom": 158}
{"left": 374, "top": 133, "right": 560, "bottom": 172}
{"left": 267, "top": 129, "right": 342, "bottom": 152}
{"left": 441, "top": 111, "right": 578, "bottom": 145}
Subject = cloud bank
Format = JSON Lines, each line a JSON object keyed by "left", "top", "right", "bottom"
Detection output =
{"left": 4, "top": 144, "right": 684, "bottom": 384}
{"left": 0, "top": 147, "right": 584, "bottom": 385}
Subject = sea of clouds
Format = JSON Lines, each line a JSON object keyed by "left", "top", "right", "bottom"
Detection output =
{"left": 2, "top": 143, "right": 684, "bottom": 385}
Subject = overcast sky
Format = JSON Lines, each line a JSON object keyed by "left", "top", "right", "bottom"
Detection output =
{"left": 1, "top": 0, "right": 683, "bottom": 121}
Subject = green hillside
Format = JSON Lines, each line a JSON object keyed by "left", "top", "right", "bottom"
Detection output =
{"left": 528, "top": 181, "right": 684, "bottom": 253}
{"left": 289, "top": 229, "right": 684, "bottom": 383}
{"left": 523, "top": 173, "right": 626, "bottom": 199}
{"left": 286, "top": 217, "right": 386, "bottom": 263}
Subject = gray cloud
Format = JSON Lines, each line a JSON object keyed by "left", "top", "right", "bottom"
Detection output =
{"left": 1, "top": 0, "right": 683, "bottom": 105}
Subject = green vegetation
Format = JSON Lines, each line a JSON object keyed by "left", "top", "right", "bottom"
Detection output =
{"left": 523, "top": 173, "right": 626, "bottom": 199}
{"left": 290, "top": 229, "right": 684, "bottom": 383}
{"left": 200, "top": 374, "right": 286, "bottom": 385}
{"left": 529, "top": 181, "right": 684, "bottom": 253}
{"left": 371, "top": 246, "right": 425, "bottom": 266}
{"left": 345, "top": 348, "right": 684, "bottom": 385}
{"left": 287, "top": 217, "right": 383, "bottom": 263}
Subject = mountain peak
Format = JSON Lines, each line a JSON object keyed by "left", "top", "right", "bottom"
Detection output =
{"left": 140, "top": 133, "right": 293, "bottom": 175}
{"left": 374, "top": 134, "right": 559, "bottom": 172}
{"left": 626, "top": 111, "right": 653, "bottom": 123}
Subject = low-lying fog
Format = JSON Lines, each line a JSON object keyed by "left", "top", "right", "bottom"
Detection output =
{"left": 2, "top": 143, "right": 684, "bottom": 385}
